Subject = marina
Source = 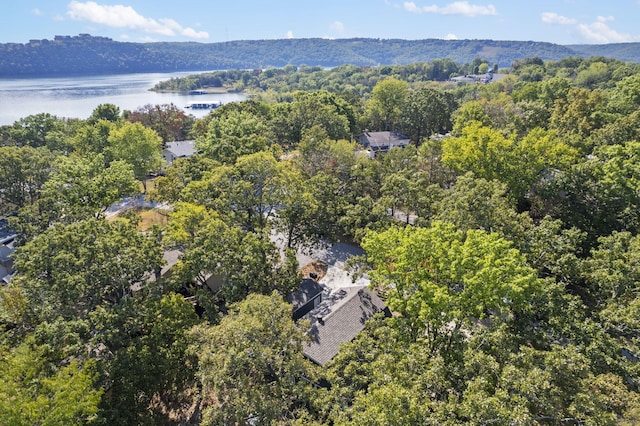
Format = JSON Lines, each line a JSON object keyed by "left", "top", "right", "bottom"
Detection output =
{"left": 184, "top": 100, "right": 222, "bottom": 109}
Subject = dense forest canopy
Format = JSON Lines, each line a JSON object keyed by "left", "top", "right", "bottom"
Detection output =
{"left": 3, "top": 54, "right": 640, "bottom": 424}
{"left": 3, "top": 34, "right": 640, "bottom": 77}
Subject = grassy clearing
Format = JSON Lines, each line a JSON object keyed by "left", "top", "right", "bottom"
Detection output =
{"left": 108, "top": 207, "right": 170, "bottom": 231}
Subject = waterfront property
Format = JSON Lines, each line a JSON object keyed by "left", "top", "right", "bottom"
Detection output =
{"left": 184, "top": 100, "right": 222, "bottom": 109}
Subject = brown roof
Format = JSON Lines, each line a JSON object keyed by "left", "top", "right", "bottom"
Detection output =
{"left": 303, "top": 286, "right": 389, "bottom": 365}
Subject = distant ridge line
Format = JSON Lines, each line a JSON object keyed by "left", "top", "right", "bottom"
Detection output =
{"left": 1, "top": 34, "right": 639, "bottom": 77}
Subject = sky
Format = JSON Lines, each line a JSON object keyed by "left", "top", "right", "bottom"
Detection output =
{"left": 2, "top": 1, "right": 640, "bottom": 45}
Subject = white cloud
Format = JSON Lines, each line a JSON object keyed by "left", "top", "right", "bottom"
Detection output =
{"left": 597, "top": 16, "right": 614, "bottom": 23}
{"left": 66, "top": 1, "right": 208, "bottom": 39}
{"left": 404, "top": 1, "right": 497, "bottom": 17}
{"left": 32, "top": 8, "right": 43, "bottom": 16}
{"left": 444, "top": 33, "right": 458, "bottom": 40}
{"left": 286, "top": 30, "right": 294, "bottom": 39}
{"left": 577, "top": 16, "right": 637, "bottom": 43}
{"left": 330, "top": 21, "right": 345, "bottom": 33}
{"left": 541, "top": 12, "right": 576, "bottom": 25}
{"left": 180, "top": 27, "right": 208, "bottom": 39}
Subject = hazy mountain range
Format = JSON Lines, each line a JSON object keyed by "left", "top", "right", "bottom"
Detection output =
{"left": 1, "top": 34, "right": 638, "bottom": 77}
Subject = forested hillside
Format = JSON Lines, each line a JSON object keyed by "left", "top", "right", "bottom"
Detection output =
{"left": 2, "top": 33, "right": 640, "bottom": 77}
{"left": 2, "top": 56, "right": 640, "bottom": 424}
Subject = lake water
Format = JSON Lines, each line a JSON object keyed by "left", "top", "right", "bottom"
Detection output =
{"left": 0, "top": 72, "right": 247, "bottom": 126}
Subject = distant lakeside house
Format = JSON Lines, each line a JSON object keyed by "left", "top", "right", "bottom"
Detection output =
{"left": 357, "top": 131, "right": 411, "bottom": 157}
{"left": 163, "top": 140, "right": 197, "bottom": 164}
{"left": 450, "top": 71, "right": 507, "bottom": 84}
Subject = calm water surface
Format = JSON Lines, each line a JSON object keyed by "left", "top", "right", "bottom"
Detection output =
{"left": 0, "top": 72, "right": 247, "bottom": 125}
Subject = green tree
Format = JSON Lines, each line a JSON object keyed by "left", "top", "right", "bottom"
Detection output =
{"left": 188, "top": 292, "right": 317, "bottom": 425}
{"left": 507, "top": 127, "right": 578, "bottom": 201}
{"left": 0, "top": 145, "right": 54, "bottom": 212}
{"left": 11, "top": 218, "right": 163, "bottom": 322}
{"left": 87, "top": 103, "right": 121, "bottom": 124}
{"left": 400, "top": 87, "right": 455, "bottom": 144}
{"left": 537, "top": 141, "right": 640, "bottom": 246}
{"left": 442, "top": 121, "right": 515, "bottom": 183}
{"left": 184, "top": 151, "right": 291, "bottom": 232}
{"left": 99, "top": 292, "right": 200, "bottom": 425}
{"left": 166, "top": 202, "right": 298, "bottom": 308}
{"left": 108, "top": 121, "right": 163, "bottom": 190}
{"left": 0, "top": 338, "right": 102, "bottom": 426}
{"left": 431, "top": 173, "right": 532, "bottom": 244}
{"left": 609, "top": 73, "right": 640, "bottom": 115}
{"left": 451, "top": 101, "right": 492, "bottom": 135}
{"left": 362, "top": 222, "right": 541, "bottom": 338}
{"left": 288, "top": 90, "right": 354, "bottom": 142}
{"left": 17, "top": 153, "right": 137, "bottom": 233}
{"left": 365, "top": 78, "right": 409, "bottom": 131}
{"left": 147, "top": 155, "right": 217, "bottom": 204}
{"left": 71, "top": 119, "right": 114, "bottom": 157}
{"left": 9, "top": 113, "right": 63, "bottom": 148}
{"left": 550, "top": 88, "right": 610, "bottom": 149}
{"left": 196, "top": 109, "right": 270, "bottom": 164}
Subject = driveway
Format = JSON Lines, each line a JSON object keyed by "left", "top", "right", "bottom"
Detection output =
{"left": 271, "top": 233, "right": 370, "bottom": 291}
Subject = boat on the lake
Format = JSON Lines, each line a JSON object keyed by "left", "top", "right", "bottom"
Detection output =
{"left": 188, "top": 89, "right": 208, "bottom": 95}
{"left": 185, "top": 101, "right": 222, "bottom": 109}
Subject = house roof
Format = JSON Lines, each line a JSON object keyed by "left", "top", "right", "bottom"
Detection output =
{"left": 160, "top": 249, "right": 181, "bottom": 277}
{"left": 0, "top": 244, "right": 13, "bottom": 263}
{"left": 303, "top": 286, "right": 389, "bottom": 365}
{"left": 0, "top": 218, "right": 16, "bottom": 243}
{"left": 0, "top": 264, "right": 13, "bottom": 284}
{"left": 289, "top": 278, "right": 325, "bottom": 312}
{"left": 164, "top": 140, "right": 196, "bottom": 158}
{"left": 358, "top": 131, "right": 411, "bottom": 150}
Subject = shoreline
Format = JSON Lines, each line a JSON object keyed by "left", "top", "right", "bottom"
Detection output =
{"left": 150, "top": 87, "right": 238, "bottom": 94}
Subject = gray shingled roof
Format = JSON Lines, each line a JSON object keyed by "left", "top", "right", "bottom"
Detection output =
{"left": 289, "top": 278, "right": 325, "bottom": 311}
{"left": 165, "top": 140, "right": 196, "bottom": 158}
{"left": 303, "top": 286, "right": 389, "bottom": 365}
{"left": 358, "top": 131, "right": 410, "bottom": 150}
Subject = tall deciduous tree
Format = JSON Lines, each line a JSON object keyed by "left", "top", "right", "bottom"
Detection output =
{"left": 188, "top": 292, "right": 316, "bottom": 425}
{"left": 107, "top": 121, "right": 163, "bottom": 190}
{"left": 0, "top": 338, "right": 102, "bottom": 426}
{"left": 9, "top": 113, "right": 63, "bottom": 148}
{"left": 366, "top": 78, "right": 409, "bottom": 131}
{"left": 0, "top": 145, "right": 54, "bottom": 212}
{"left": 184, "top": 151, "right": 294, "bottom": 232}
{"left": 10, "top": 154, "right": 138, "bottom": 240}
{"left": 442, "top": 121, "right": 515, "bottom": 183}
{"left": 11, "top": 218, "right": 163, "bottom": 322}
{"left": 362, "top": 222, "right": 541, "bottom": 338}
{"left": 71, "top": 119, "right": 114, "bottom": 157}
{"left": 127, "top": 103, "right": 193, "bottom": 143}
{"left": 88, "top": 103, "right": 121, "bottom": 124}
{"left": 196, "top": 109, "right": 270, "bottom": 164}
{"left": 400, "top": 87, "right": 455, "bottom": 144}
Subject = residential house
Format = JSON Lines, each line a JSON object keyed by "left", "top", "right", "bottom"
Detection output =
{"left": 163, "top": 140, "right": 197, "bottom": 164}
{"left": 302, "top": 286, "right": 390, "bottom": 366}
{"left": 0, "top": 220, "right": 16, "bottom": 284}
{"left": 357, "top": 131, "right": 411, "bottom": 156}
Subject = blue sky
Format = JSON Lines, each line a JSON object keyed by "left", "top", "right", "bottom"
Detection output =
{"left": 2, "top": 1, "right": 640, "bottom": 45}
